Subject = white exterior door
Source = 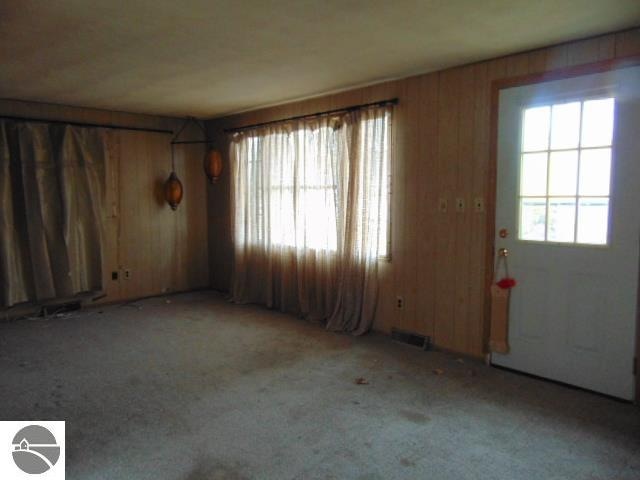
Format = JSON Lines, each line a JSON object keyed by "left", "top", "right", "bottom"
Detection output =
{"left": 492, "top": 66, "right": 640, "bottom": 400}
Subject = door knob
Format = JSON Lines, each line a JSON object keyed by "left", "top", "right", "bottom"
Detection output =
{"left": 498, "top": 248, "right": 509, "bottom": 257}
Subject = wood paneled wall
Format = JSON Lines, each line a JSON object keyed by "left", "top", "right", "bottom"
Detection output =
{"left": 206, "top": 28, "right": 640, "bottom": 358}
{"left": 0, "top": 99, "right": 209, "bottom": 305}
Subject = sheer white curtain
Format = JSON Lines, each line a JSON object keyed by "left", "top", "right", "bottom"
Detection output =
{"left": 230, "top": 105, "right": 391, "bottom": 334}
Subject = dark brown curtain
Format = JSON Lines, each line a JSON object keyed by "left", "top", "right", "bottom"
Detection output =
{"left": 0, "top": 120, "right": 106, "bottom": 308}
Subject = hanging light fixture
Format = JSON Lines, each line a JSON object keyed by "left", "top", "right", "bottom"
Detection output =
{"left": 203, "top": 148, "right": 223, "bottom": 183}
{"left": 167, "top": 117, "right": 222, "bottom": 210}
{"left": 164, "top": 135, "right": 184, "bottom": 210}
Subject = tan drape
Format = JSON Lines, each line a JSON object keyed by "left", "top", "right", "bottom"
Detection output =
{"left": 489, "top": 285, "right": 510, "bottom": 354}
{"left": 0, "top": 121, "right": 106, "bottom": 308}
{"left": 230, "top": 105, "right": 392, "bottom": 335}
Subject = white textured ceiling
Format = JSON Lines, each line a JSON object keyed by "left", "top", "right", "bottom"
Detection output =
{"left": 1, "top": 1, "right": 638, "bottom": 118}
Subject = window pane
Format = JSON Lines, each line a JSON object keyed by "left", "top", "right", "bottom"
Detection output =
{"left": 581, "top": 98, "right": 614, "bottom": 147}
{"left": 550, "top": 102, "right": 580, "bottom": 149}
{"left": 302, "top": 189, "right": 338, "bottom": 250}
{"left": 548, "top": 150, "right": 578, "bottom": 196}
{"left": 522, "top": 106, "right": 550, "bottom": 152}
{"left": 520, "top": 153, "right": 548, "bottom": 196}
{"left": 579, "top": 148, "right": 611, "bottom": 196}
{"left": 547, "top": 198, "right": 576, "bottom": 242}
{"left": 520, "top": 198, "right": 546, "bottom": 241}
{"left": 577, "top": 198, "right": 609, "bottom": 245}
{"left": 271, "top": 188, "right": 295, "bottom": 247}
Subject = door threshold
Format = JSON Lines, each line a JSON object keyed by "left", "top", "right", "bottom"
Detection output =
{"left": 490, "top": 363, "right": 633, "bottom": 404}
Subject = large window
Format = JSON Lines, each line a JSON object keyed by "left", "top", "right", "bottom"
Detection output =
{"left": 266, "top": 124, "right": 341, "bottom": 251}
{"left": 518, "top": 97, "right": 614, "bottom": 245}
{"left": 232, "top": 107, "right": 391, "bottom": 259}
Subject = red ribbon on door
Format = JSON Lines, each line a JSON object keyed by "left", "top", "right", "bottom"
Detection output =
{"left": 495, "top": 249, "right": 517, "bottom": 290}
{"left": 489, "top": 248, "right": 516, "bottom": 354}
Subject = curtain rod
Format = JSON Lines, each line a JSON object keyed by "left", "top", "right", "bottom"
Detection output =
{"left": 0, "top": 115, "right": 173, "bottom": 134}
{"left": 223, "top": 97, "right": 398, "bottom": 133}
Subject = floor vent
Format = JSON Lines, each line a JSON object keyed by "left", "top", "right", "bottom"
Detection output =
{"left": 391, "top": 328, "right": 431, "bottom": 350}
{"left": 40, "top": 301, "right": 81, "bottom": 317}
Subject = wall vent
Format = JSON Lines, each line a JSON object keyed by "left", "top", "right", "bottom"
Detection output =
{"left": 391, "top": 328, "right": 431, "bottom": 350}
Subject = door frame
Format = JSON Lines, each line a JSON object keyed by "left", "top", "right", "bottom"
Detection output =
{"left": 485, "top": 53, "right": 640, "bottom": 403}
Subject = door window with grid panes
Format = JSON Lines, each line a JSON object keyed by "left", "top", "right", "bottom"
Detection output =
{"left": 518, "top": 97, "right": 614, "bottom": 245}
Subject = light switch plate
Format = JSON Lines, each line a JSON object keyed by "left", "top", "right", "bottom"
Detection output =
{"left": 474, "top": 197, "right": 484, "bottom": 213}
{"left": 456, "top": 198, "right": 465, "bottom": 212}
{"left": 438, "top": 198, "right": 448, "bottom": 213}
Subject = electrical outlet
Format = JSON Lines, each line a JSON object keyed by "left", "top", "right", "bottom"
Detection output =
{"left": 396, "top": 296, "right": 404, "bottom": 309}
{"left": 456, "top": 198, "right": 465, "bottom": 212}
{"left": 474, "top": 197, "right": 484, "bottom": 213}
{"left": 124, "top": 269, "right": 131, "bottom": 280}
{"left": 438, "top": 198, "right": 448, "bottom": 213}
